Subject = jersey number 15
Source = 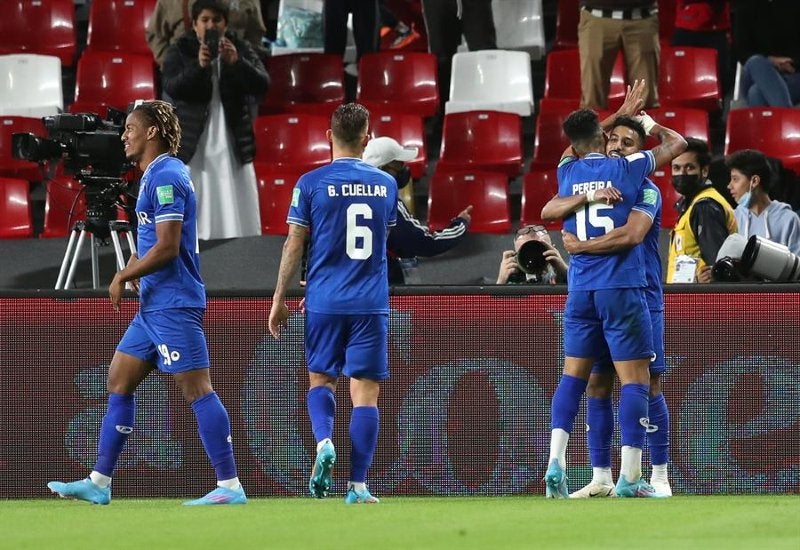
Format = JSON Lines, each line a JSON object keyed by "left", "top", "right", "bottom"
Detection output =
{"left": 575, "top": 203, "right": 615, "bottom": 241}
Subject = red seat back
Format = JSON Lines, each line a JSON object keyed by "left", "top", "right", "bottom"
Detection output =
{"left": 543, "top": 48, "right": 627, "bottom": 110}
{"left": 649, "top": 168, "right": 681, "bottom": 228}
{"left": 643, "top": 108, "right": 710, "bottom": 150}
{"left": 531, "top": 104, "right": 572, "bottom": 171}
{"left": 428, "top": 169, "right": 510, "bottom": 234}
{"left": 369, "top": 113, "right": 427, "bottom": 178}
{"left": 41, "top": 175, "right": 87, "bottom": 238}
{"left": 554, "top": 0, "right": 579, "bottom": 50}
{"left": 0, "top": 117, "right": 46, "bottom": 181}
{"left": 254, "top": 164, "right": 303, "bottom": 235}
{"left": 0, "top": 0, "right": 76, "bottom": 66}
{"left": 87, "top": 0, "right": 158, "bottom": 56}
{"left": 357, "top": 52, "right": 439, "bottom": 117}
{"left": 438, "top": 110, "right": 522, "bottom": 177}
{"left": 253, "top": 114, "right": 331, "bottom": 171}
{"left": 71, "top": 51, "right": 156, "bottom": 117}
{"left": 0, "top": 177, "right": 33, "bottom": 238}
{"left": 521, "top": 169, "right": 560, "bottom": 229}
{"left": 724, "top": 108, "right": 800, "bottom": 173}
{"left": 658, "top": 46, "right": 721, "bottom": 111}
{"left": 260, "top": 53, "right": 344, "bottom": 117}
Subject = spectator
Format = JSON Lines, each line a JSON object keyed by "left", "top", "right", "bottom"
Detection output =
{"left": 362, "top": 136, "right": 472, "bottom": 284}
{"left": 578, "top": 1, "right": 660, "bottom": 109}
{"left": 732, "top": 0, "right": 800, "bottom": 108}
{"left": 323, "top": 0, "right": 379, "bottom": 69}
{"left": 671, "top": 0, "right": 732, "bottom": 93}
{"left": 162, "top": 0, "right": 269, "bottom": 240}
{"left": 147, "top": 0, "right": 267, "bottom": 67}
{"left": 667, "top": 137, "right": 737, "bottom": 283}
{"left": 726, "top": 149, "right": 800, "bottom": 255}
{"left": 421, "top": 0, "right": 496, "bottom": 105}
{"left": 496, "top": 225, "right": 568, "bottom": 285}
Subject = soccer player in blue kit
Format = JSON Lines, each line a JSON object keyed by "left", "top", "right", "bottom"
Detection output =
{"left": 544, "top": 114, "right": 682, "bottom": 497}
{"left": 543, "top": 108, "right": 686, "bottom": 498}
{"left": 48, "top": 100, "right": 246, "bottom": 505}
{"left": 268, "top": 103, "right": 397, "bottom": 504}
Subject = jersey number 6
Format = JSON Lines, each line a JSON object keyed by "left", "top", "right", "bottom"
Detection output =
{"left": 346, "top": 203, "right": 373, "bottom": 260}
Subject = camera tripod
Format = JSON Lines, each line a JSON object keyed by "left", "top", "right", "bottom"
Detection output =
{"left": 55, "top": 220, "right": 137, "bottom": 290}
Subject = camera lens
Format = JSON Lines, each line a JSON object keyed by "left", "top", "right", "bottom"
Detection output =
{"left": 517, "top": 240, "right": 548, "bottom": 274}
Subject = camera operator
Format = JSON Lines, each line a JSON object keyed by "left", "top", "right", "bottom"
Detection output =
{"left": 162, "top": 0, "right": 269, "bottom": 240}
{"left": 496, "top": 225, "right": 567, "bottom": 285}
{"left": 726, "top": 149, "right": 800, "bottom": 256}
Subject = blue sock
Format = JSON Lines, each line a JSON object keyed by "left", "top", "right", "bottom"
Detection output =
{"left": 349, "top": 406, "right": 379, "bottom": 483}
{"left": 307, "top": 386, "right": 335, "bottom": 443}
{"left": 618, "top": 383, "right": 649, "bottom": 449}
{"left": 587, "top": 397, "right": 613, "bottom": 468}
{"left": 648, "top": 393, "right": 670, "bottom": 465}
{"left": 94, "top": 393, "right": 136, "bottom": 477}
{"left": 551, "top": 374, "right": 588, "bottom": 433}
{"left": 192, "top": 391, "right": 237, "bottom": 481}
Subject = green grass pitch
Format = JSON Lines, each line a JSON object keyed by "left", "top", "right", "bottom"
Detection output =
{"left": 2, "top": 495, "right": 797, "bottom": 549}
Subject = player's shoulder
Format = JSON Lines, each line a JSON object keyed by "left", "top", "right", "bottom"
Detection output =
{"left": 150, "top": 155, "right": 189, "bottom": 183}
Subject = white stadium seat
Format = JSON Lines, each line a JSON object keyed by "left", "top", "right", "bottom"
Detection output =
{"left": 445, "top": 50, "right": 534, "bottom": 116}
{"left": 0, "top": 54, "right": 63, "bottom": 117}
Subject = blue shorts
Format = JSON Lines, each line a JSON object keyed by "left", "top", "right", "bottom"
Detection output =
{"left": 305, "top": 311, "right": 389, "bottom": 381}
{"left": 565, "top": 288, "right": 652, "bottom": 362}
{"left": 117, "top": 308, "right": 210, "bottom": 374}
{"left": 592, "top": 308, "right": 666, "bottom": 375}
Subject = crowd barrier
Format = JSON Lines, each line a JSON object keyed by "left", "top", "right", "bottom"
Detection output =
{"left": 1, "top": 286, "right": 798, "bottom": 498}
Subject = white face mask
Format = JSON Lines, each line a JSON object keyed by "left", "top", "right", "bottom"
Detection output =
{"left": 737, "top": 178, "right": 755, "bottom": 207}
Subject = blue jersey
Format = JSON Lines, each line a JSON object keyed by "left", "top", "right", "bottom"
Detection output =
{"left": 558, "top": 151, "right": 655, "bottom": 290}
{"left": 135, "top": 154, "right": 205, "bottom": 312}
{"left": 635, "top": 179, "right": 664, "bottom": 311}
{"left": 288, "top": 157, "right": 397, "bottom": 314}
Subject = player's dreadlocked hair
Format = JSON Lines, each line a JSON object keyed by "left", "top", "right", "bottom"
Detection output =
{"left": 131, "top": 100, "right": 181, "bottom": 156}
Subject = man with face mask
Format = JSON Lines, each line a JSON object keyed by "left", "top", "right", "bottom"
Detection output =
{"left": 726, "top": 149, "right": 800, "bottom": 256}
{"left": 667, "top": 137, "right": 736, "bottom": 283}
{"left": 362, "top": 137, "right": 473, "bottom": 284}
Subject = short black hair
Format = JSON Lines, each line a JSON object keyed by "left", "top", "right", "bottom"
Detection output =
{"left": 331, "top": 103, "right": 370, "bottom": 148}
{"left": 684, "top": 137, "right": 711, "bottom": 168}
{"left": 192, "top": 0, "right": 228, "bottom": 22}
{"left": 610, "top": 115, "right": 646, "bottom": 146}
{"left": 562, "top": 109, "right": 601, "bottom": 146}
{"left": 726, "top": 149, "right": 772, "bottom": 193}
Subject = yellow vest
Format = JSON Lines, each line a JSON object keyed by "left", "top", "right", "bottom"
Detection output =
{"left": 667, "top": 186, "right": 737, "bottom": 282}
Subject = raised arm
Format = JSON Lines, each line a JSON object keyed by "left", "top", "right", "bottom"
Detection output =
{"left": 638, "top": 112, "right": 688, "bottom": 170}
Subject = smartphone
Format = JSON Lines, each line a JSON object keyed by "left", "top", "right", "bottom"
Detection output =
{"left": 204, "top": 29, "right": 220, "bottom": 58}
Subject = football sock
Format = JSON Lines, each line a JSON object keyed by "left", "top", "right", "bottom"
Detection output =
{"left": 648, "top": 393, "right": 670, "bottom": 467}
{"left": 316, "top": 438, "right": 333, "bottom": 453}
{"left": 93, "top": 393, "right": 135, "bottom": 478}
{"left": 349, "top": 406, "right": 379, "bottom": 483}
{"left": 550, "top": 374, "right": 588, "bottom": 433}
{"left": 619, "top": 383, "right": 649, "bottom": 483}
{"left": 89, "top": 472, "right": 112, "bottom": 488}
{"left": 548, "top": 429, "right": 570, "bottom": 470}
{"left": 587, "top": 396, "right": 613, "bottom": 469}
{"left": 620, "top": 445, "right": 643, "bottom": 483}
{"left": 651, "top": 463, "right": 669, "bottom": 483}
{"left": 307, "top": 386, "right": 336, "bottom": 443}
{"left": 217, "top": 477, "right": 242, "bottom": 490}
{"left": 592, "top": 467, "right": 613, "bottom": 485}
{"left": 192, "top": 391, "right": 237, "bottom": 482}
{"left": 349, "top": 481, "right": 367, "bottom": 492}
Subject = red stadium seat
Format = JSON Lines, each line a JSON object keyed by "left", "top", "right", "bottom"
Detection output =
{"left": 253, "top": 114, "right": 331, "bottom": 172}
{"left": 369, "top": 113, "right": 427, "bottom": 178}
{"left": 357, "top": 52, "right": 439, "bottom": 117}
{"left": 643, "top": 108, "right": 710, "bottom": 150}
{"left": 530, "top": 104, "right": 571, "bottom": 171}
{"left": 260, "top": 53, "right": 344, "bottom": 117}
{"left": 0, "top": 116, "right": 46, "bottom": 181}
{"left": 724, "top": 108, "right": 800, "bottom": 173}
{"left": 658, "top": 46, "right": 721, "bottom": 111}
{"left": 0, "top": 0, "right": 76, "bottom": 66}
{"left": 521, "top": 169, "right": 559, "bottom": 229}
{"left": 428, "top": 170, "right": 510, "bottom": 234}
{"left": 543, "top": 48, "right": 627, "bottom": 111}
{"left": 254, "top": 164, "right": 302, "bottom": 235}
{"left": 41, "top": 175, "right": 87, "bottom": 238}
{"left": 649, "top": 168, "right": 681, "bottom": 228}
{"left": 70, "top": 51, "right": 156, "bottom": 117}
{"left": 554, "top": 0, "right": 579, "bottom": 50}
{"left": 658, "top": 0, "right": 676, "bottom": 42}
{"left": 0, "top": 177, "right": 33, "bottom": 238}
{"left": 86, "top": 0, "right": 158, "bottom": 56}
{"left": 437, "top": 110, "right": 522, "bottom": 177}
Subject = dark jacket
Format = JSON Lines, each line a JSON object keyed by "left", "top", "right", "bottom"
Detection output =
{"left": 162, "top": 31, "right": 269, "bottom": 164}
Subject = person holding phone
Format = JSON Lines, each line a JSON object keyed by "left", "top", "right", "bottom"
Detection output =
{"left": 162, "top": 0, "right": 269, "bottom": 240}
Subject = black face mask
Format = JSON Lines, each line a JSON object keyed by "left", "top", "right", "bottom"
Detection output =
{"left": 393, "top": 165, "right": 411, "bottom": 190}
{"left": 672, "top": 174, "right": 701, "bottom": 196}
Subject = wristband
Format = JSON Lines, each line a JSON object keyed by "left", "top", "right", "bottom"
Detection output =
{"left": 586, "top": 189, "right": 596, "bottom": 202}
{"left": 635, "top": 113, "right": 657, "bottom": 134}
